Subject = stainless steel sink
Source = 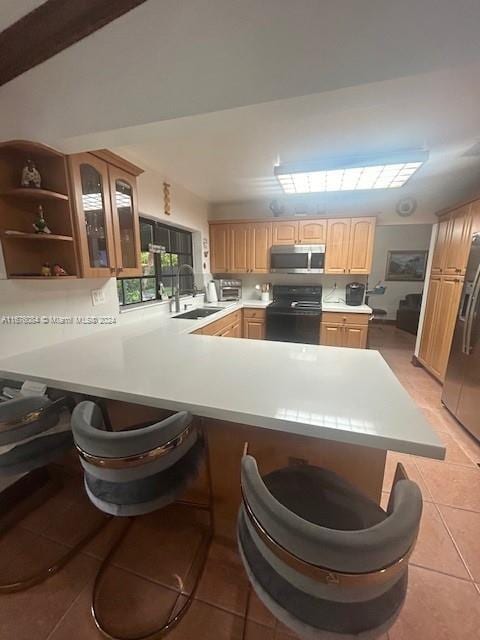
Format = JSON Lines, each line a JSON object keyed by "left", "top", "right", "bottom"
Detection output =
{"left": 173, "top": 307, "right": 223, "bottom": 320}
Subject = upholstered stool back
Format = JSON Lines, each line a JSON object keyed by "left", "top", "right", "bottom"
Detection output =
{"left": 238, "top": 455, "right": 422, "bottom": 639}
{"left": 72, "top": 401, "right": 202, "bottom": 516}
{"left": 0, "top": 396, "right": 71, "bottom": 476}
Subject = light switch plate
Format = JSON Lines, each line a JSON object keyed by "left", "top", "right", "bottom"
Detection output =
{"left": 91, "top": 288, "right": 105, "bottom": 306}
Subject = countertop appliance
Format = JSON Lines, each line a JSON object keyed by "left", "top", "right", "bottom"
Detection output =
{"left": 270, "top": 244, "right": 325, "bottom": 274}
{"left": 442, "top": 232, "right": 480, "bottom": 441}
{"left": 346, "top": 282, "right": 366, "bottom": 306}
{"left": 266, "top": 285, "right": 322, "bottom": 344}
{"left": 214, "top": 278, "right": 242, "bottom": 301}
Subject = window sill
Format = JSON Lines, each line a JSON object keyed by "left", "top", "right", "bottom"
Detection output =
{"left": 119, "top": 293, "right": 204, "bottom": 314}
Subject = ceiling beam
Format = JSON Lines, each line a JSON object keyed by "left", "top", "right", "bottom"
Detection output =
{"left": 0, "top": 0, "right": 149, "bottom": 87}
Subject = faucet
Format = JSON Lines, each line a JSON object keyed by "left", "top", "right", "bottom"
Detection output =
{"left": 173, "top": 263, "right": 197, "bottom": 313}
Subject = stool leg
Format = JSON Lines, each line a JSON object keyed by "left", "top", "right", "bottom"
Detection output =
{"left": 241, "top": 584, "right": 253, "bottom": 640}
{"left": 90, "top": 431, "right": 214, "bottom": 640}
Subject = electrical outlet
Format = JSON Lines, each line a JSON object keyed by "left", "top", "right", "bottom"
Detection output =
{"left": 91, "top": 288, "right": 105, "bottom": 306}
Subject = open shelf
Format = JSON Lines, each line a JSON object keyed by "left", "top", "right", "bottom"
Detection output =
{"left": 9, "top": 275, "right": 78, "bottom": 280}
{"left": 2, "top": 230, "right": 74, "bottom": 242}
{"left": 1, "top": 187, "right": 69, "bottom": 201}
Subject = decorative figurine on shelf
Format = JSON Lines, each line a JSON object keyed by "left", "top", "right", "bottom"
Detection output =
{"left": 53, "top": 263, "right": 68, "bottom": 277}
{"left": 21, "top": 159, "right": 41, "bottom": 188}
{"left": 33, "top": 205, "right": 51, "bottom": 234}
{"left": 41, "top": 263, "right": 52, "bottom": 277}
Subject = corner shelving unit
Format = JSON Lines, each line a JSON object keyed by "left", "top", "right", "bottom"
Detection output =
{"left": 0, "top": 140, "right": 80, "bottom": 279}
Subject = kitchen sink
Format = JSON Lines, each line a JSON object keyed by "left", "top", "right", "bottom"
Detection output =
{"left": 173, "top": 307, "right": 223, "bottom": 320}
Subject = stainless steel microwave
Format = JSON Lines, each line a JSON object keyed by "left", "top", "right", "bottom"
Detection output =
{"left": 270, "top": 244, "right": 325, "bottom": 274}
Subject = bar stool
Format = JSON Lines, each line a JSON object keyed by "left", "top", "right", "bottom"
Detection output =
{"left": 0, "top": 395, "right": 106, "bottom": 593}
{"left": 71, "top": 400, "right": 213, "bottom": 640}
{"left": 238, "top": 450, "right": 422, "bottom": 639}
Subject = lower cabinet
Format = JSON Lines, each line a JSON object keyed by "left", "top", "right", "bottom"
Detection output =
{"left": 243, "top": 308, "right": 266, "bottom": 340}
{"left": 320, "top": 312, "right": 369, "bottom": 349}
{"left": 418, "top": 275, "right": 463, "bottom": 381}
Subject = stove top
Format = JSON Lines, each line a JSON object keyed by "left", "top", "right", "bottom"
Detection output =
{"left": 268, "top": 285, "right": 323, "bottom": 315}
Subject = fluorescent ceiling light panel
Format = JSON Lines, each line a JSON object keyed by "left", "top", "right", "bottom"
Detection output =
{"left": 275, "top": 152, "right": 427, "bottom": 194}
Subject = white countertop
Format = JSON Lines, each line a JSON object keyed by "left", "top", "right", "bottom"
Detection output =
{"left": 0, "top": 299, "right": 443, "bottom": 459}
{"left": 322, "top": 301, "right": 372, "bottom": 314}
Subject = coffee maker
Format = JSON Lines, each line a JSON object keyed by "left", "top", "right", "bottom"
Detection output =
{"left": 345, "top": 282, "right": 365, "bottom": 306}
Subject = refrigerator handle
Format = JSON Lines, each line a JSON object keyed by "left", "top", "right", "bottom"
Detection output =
{"left": 464, "top": 264, "right": 480, "bottom": 355}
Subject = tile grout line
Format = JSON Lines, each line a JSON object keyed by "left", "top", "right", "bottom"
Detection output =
{"left": 44, "top": 582, "right": 88, "bottom": 640}
{"left": 432, "top": 502, "right": 477, "bottom": 584}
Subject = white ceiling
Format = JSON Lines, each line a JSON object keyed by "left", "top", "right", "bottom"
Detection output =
{"left": 113, "top": 63, "right": 480, "bottom": 220}
{"left": 0, "top": 0, "right": 45, "bottom": 31}
{"left": 0, "top": 1, "right": 479, "bottom": 222}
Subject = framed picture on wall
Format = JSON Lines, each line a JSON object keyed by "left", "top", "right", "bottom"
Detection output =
{"left": 385, "top": 250, "right": 428, "bottom": 281}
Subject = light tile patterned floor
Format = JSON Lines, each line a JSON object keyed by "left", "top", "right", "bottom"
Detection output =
{"left": 1, "top": 326, "right": 479, "bottom": 639}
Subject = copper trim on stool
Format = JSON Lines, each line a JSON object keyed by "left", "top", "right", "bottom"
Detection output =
{"left": 76, "top": 423, "right": 195, "bottom": 469}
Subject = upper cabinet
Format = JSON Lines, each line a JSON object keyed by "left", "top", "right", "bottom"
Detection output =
{"left": 210, "top": 216, "right": 376, "bottom": 275}
{"left": 210, "top": 221, "right": 272, "bottom": 273}
{"left": 431, "top": 205, "right": 473, "bottom": 277}
{"left": 272, "top": 220, "right": 298, "bottom": 245}
{"left": 325, "top": 217, "right": 375, "bottom": 275}
{"left": 69, "top": 151, "right": 143, "bottom": 278}
{"left": 298, "top": 220, "right": 326, "bottom": 244}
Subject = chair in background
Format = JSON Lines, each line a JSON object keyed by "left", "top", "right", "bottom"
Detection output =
{"left": 396, "top": 293, "right": 422, "bottom": 335}
{"left": 72, "top": 401, "right": 213, "bottom": 639}
{"left": 237, "top": 448, "right": 422, "bottom": 639}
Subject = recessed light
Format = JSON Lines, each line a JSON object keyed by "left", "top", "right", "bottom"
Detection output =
{"left": 274, "top": 151, "right": 428, "bottom": 194}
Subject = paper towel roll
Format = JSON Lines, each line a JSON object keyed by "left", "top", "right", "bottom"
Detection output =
{"left": 207, "top": 281, "right": 218, "bottom": 303}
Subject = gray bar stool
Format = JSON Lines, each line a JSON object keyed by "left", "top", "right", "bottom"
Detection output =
{"left": 71, "top": 400, "right": 213, "bottom": 640}
{"left": 238, "top": 449, "right": 422, "bottom": 639}
{"left": 0, "top": 395, "right": 106, "bottom": 593}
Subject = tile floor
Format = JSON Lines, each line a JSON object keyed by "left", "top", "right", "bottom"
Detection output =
{"left": 0, "top": 325, "right": 479, "bottom": 640}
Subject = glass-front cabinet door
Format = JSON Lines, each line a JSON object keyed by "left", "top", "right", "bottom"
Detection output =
{"left": 108, "top": 166, "right": 142, "bottom": 277}
{"left": 69, "top": 153, "right": 116, "bottom": 277}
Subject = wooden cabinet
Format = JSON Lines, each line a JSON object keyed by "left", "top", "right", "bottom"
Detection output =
{"left": 210, "top": 224, "right": 230, "bottom": 273}
{"left": 210, "top": 216, "right": 375, "bottom": 275}
{"left": 272, "top": 220, "right": 298, "bottom": 245}
{"left": 348, "top": 217, "right": 375, "bottom": 274}
{"left": 69, "top": 151, "right": 142, "bottom": 278}
{"left": 230, "top": 223, "right": 250, "bottom": 273}
{"left": 418, "top": 202, "right": 475, "bottom": 382}
{"left": 431, "top": 206, "right": 473, "bottom": 277}
{"left": 210, "top": 221, "right": 272, "bottom": 274}
{"left": 298, "top": 220, "right": 326, "bottom": 244}
{"left": 325, "top": 218, "right": 351, "bottom": 274}
{"left": 320, "top": 312, "right": 369, "bottom": 349}
{"left": 418, "top": 276, "right": 463, "bottom": 381}
{"left": 325, "top": 217, "right": 375, "bottom": 275}
{"left": 249, "top": 222, "right": 272, "bottom": 273}
{"left": 243, "top": 308, "right": 266, "bottom": 340}
{"left": 197, "top": 310, "right": 243, "bottom": 338}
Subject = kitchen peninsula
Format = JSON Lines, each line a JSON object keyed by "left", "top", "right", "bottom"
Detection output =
{"left": 0, "top": 301, "right": 444, "bottom": 538}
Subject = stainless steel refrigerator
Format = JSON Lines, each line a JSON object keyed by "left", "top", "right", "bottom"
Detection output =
{"left": 442, "top": 232, "right": 480, "bottom": 441}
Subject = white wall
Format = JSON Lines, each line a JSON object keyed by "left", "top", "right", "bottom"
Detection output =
{"left": 369, "top": 224, "right": 433, "bottom": 319}
{"left": 0, "top": 168, "right": 210, "bottom": 358}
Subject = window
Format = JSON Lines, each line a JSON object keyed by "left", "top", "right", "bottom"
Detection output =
{"left": 117, "top": 218, "right": 194, "bottom": 307}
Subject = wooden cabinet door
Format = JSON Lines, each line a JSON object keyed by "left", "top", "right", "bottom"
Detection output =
{"left": 419, "top": 276, "right": 442, "bottom": 365}
{"left": 108, "top": 166, "right": 142, "bottom": 277}
{"left": 325, "top": 218, "right": 351, "bottom": 274}
{"left": 347, "top": 217, "right": 375, "bottom": 275}
{"left": 320, "top": 323, "right": 344, "bottom": 347}
{"left": 229, "top": 223, "right": 250, "bottom": 273}
{"left": 244, "top": 318, "right": 265, "bottom": 340}
{"left": 298, "top": 220, "right": 326, "bottom": 244}
{"left": 428, "top": 277, "right": 463, "bottom": 380}
{"left": 232, "top": 321, "right": 242, "bottom": 338}
{"left": 210, "top": 224, "right": 230, "bottom": 273}
{"left": 431, "top": 218, "right": 450, "bottom": 276}
{"left": 272, "top": 221, "right": 298, "bottom": 245}
{"left": 249, "top": 222, "right": 272, "bottom": 273}
{"left": 443, "top": 206, "right": 473, "bottom": 276}
{"left": 69, "top": 153, "right": 116, "bottom": 278}
{"left": 343, "top": 325, "right": 368, "bottom": 349}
